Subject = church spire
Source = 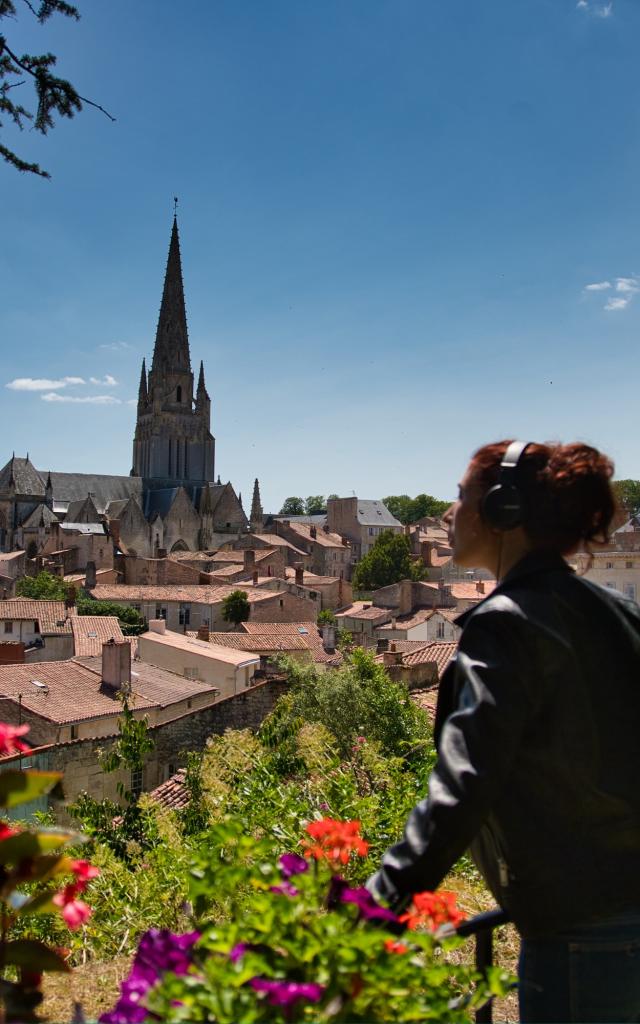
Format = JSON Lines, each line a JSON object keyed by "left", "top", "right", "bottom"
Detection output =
{"left": 250, "top": 478, "right": 263, "bottom": 532}
{"left": 137, "top": 358, "right": 148, "bottom": 410}
{"left": 151, "top": 215, "right": 191, "bottom": 374}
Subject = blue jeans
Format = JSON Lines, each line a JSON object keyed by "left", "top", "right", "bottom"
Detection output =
{"left": 519, "top": 913, "right": 640, "bottom": 1022}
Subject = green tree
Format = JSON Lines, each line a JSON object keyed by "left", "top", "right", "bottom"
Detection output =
{"left": 352, "top": 530, "right": 426, "bottom": 591}
{"left": 221, "top": 588, "right": 250, "bottom": 628}
{"left": 384, "top": 493, "right": 450, "bottom": 525}
{"left": 279, "top": 496, "right": 305, "bottom": 515}
{"left": 317, "top": 609, "right": 336, "bottom": 627}
{"left": 305, "top": 495, "right": 325, "bottom": 514}
{"left": 69, "top": 696, "right": 155, "bottom": 859}
{"left": 327, "top": 493, "right": 340, "bottom": 502}
{"left": 0, "top": 0, "right": 114, "bottom": 178}
{"left": 16, "top": 570, "right": 66, "bottom": 600}
{"left": 613, "top": 479, "right": 640, "bottom": 515}
{"left": 76, "top": 595, "right": 145, "bottom": 635}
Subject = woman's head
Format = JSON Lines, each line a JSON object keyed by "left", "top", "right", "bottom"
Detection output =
{"left": 445, "top": 440, "right": 615, "bottom": 573}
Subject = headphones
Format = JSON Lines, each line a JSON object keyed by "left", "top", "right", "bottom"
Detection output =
{"left": 481, "top": 440, "right": 531, "bottom": 531}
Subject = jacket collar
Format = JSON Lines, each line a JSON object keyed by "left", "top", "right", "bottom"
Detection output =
{"left": 454, "top": 549, "right": 573, "bottom": 628}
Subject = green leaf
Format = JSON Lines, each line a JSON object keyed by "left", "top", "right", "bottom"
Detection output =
{"left": 18, "top": 887, "right": 59, "bottom": 915}
{"left": 0, "top": 771, "right": 64, "bottom": 810}
{"left": 2, "top": 940, "right": 70, "bottom": 972}
{"left": 0, "top": 829, "right": 82, "bottom": 865}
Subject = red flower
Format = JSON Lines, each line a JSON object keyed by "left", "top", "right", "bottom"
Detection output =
{"left": 53, "top": 884, "right": 93, "bottom": 930}
{"left": 301, "top": 819, "right": 369, "bottom": 864}
{"left": 399, "top": 890, "right": 466, "bottom": 932}
{"left": 384, "top": 939, "right": 409, "bottom": 955}
{"left": 0, "top": 723, "right": 30, "bottom": 756}
{"left": 70, "top": 859, "right": 100, "bottom": 891}
{"left": 0, "top": 821, "right": 18, "bottom": 841}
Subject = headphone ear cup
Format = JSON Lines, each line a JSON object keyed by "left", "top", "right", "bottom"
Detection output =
{"left": 482, "top": 484, "right": 524, "bottom": 531}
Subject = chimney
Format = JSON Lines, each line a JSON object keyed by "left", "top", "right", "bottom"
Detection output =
{"left": 252, "top": 570, "right": 259, "bottom": 584}
{"left": 294, "top": 562, "right": 304, "bottom": 587}
{"left": 101, "top": 639, "right": 131, "bottom": 692}
{"left": 84, "top": 561, "right": 97, "bottom": 590}
{"left": 244, "top": 549, "right": 256, "bottom": 569}
{"left": 398, "top": 579, "right": 412, "bottom": 616}
{"left": 149, "top": 619, "right": 166, "bottom": 635}
{"left": 382, "top": 648, "right": 403, "bottom": 667}
{"left": 65, "top": 585, "right": 77, "bottom": 611}
{"left": 310, "top": 525, "right": 317, "bottom": 539}
{"left": 476, "top": 580, "right": 485, "bottom": 595}
{"left": 110, "top": 520, "right": 121, "bottom": 547}
{"left": 377, "top": 637, "right": 389, "bottom": 654}
{"left": 321, "top": 624, "right": 336, "bottom": 653}
{"left": 391, "top": 617, "right": 397, "bottom": 630}
{"left": 197, "top": 623, "right": 210, "bottom": 642}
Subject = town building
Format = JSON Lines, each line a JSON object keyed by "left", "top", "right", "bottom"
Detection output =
{"left": 138, "top": 620, "right": 259, "bottom": 696}
{"left": 326, "top": 497, "right": 402, "bottom": 563}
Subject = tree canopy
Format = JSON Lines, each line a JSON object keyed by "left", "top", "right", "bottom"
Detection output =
{"left": 613, "top": 479, "right": 640, "bottom": 515}
{"left": 222, "top": 589, "right": 250, "bottom": 628}
{"left": 352, "top": 530, "right": 425, "bottom": 591}
{"left": 0, "top": 0, "right": 114, "bottom": 177}
{"left": 305, "top": 495, "right": 325, "bottom": 514}
{"left": 383, "top": 493, "right": 450, "bottom": 525}
{"left": 16, "top": 571, "right": 144, "bottom": 634}
{"left": 279, "top": 497, "right": 305, "bottom": 516}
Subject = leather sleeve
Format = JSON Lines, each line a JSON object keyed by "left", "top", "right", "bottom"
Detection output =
{"left": 367, "top": 609, "right": 535, "bottom": 908}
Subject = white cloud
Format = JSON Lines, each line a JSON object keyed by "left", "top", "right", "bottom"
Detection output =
{"left": 604, "top": 296, "right": 629, "bottom": 312}
{"left": 584, "top": 281, "right": 611, "bottom": 291}
{"left": 6, "top": 376, "right": 85, "bottom": 392}
{"left": 577, "top": 1, "right": 614, "bottom": 14}
{"left": 40, "top": 392, "right": 122, "bottom": 405}
{"left": 576, "top": 0, "right": 588, "bottom": 7}
{"left": 89, "top": 374, "right": 118, "bottom": 386}
{"left": 615, "top": 277, "right": 639, "bottom": 294}
{"left": 99, "top": 341, "right": 132, "bottom": 351}
{"left": 595, "top": 2, "right": 613, "bottom": 16}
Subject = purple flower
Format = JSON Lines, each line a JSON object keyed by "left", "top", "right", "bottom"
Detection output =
{"left": 319, "top": 802, "right": 330, "bottom": 811}
{"left": 230, "top": 943, "right": 247, "bottom": 964}
{"left": 250, "top": 978, "right": 325, "bottom": 1008}
{"left": 327, "top": 876, "right": 398, "bottom": 924}
{"left": 270, "top": 881, "right": 299, "bottom": 896}
{"left": 279, "top": 852, "right": 308, "bottom": 878}
{"left": 99, "top": 930, "right": 200, "bottom": 1024}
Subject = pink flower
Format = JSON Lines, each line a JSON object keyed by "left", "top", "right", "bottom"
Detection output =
{"left": 0, "top": 722, "right": 30, "bottom": 756}
{"left": 53, "top": 889, "right": 92, "bottom": 930}
{"left": 70, "top": 860, "right": 100, "bottom": 891}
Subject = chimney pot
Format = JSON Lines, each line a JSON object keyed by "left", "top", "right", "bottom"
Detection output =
{"left": 294, "top": 562, "right": 304, "bottom": 587}
{"left": 197, "top": 623, "right": 210, "bottom": 642}
{"left": 476, "top": 580, "right": 485, "bottom": 594}
{"left": 252, "top": 570, "right": 259, "bottom": 584}
{"left": 310, "top": 525, "right": 317, "bottom": 539}
{"left": 149, "top": 619, "right": 166, "bottom": 635}
{"left": 377, "top": 637, "right": 389, "bottom": 653}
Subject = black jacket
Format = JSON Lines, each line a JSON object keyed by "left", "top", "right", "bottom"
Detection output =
{"left": 367, "top": 550, "right": 640, "bottom": 937}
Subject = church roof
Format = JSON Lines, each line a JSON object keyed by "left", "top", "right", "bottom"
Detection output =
{"left": 20, "top": 504, "right": 59, "bottom": 529}
{"left": 0, "top": 457, "right": 46, "bottom": 497}
{"left": 39, "top": 472, "right": 143, "bottom": 514}
{"left": 64, "top": 495, "right": 102, "bottom": 524}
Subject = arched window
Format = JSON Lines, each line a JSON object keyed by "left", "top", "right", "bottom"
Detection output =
{"left": 176, "top": 386, "right": 182, "bottom": 403}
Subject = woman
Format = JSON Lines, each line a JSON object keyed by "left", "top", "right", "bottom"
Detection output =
{"left": 367, "top": 440, "right": 640, "bottom": 1023}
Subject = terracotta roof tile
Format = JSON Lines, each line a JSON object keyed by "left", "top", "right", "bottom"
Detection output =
{"left": 90, "top": 584, "right": 281, "bottom": 604}
{"left": 240, "top": 621, "right": 342, "bottom": 666}
{"left": 282, "top": 523, "right": 346, "bottom": 548}
{"left": 71, "top": 616, "right": 124, "bottom": 656}
{"left": 335, "top": 602, "right": 390, "bottom": 623}
{"left": 0, "top": 600, "right": 72, "bottom": 635}
{"left": 140, "top": 629, "right": 259, "bottom": 667}
{"left": 187, "top": 631, "right": 310, "bottom": 652}
{"left": 149, "top": 769, "right": 188, "bottom": 811}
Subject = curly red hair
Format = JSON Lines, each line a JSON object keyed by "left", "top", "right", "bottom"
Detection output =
{"left": 469, "top": 440, "right": 615, "bottom": 554}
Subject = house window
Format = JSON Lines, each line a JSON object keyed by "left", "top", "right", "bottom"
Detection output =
{"left": 33, "top": 621, "right": 38, "bottom": 631}
{"left": 3, "top": 622, "right": 12, "bottom": 634}
{"left": 70, "top": 724, "right": 78, "bottom": 740}
{"left": 179, "top": 604, "right": 191, "bottom": 626}
{"left": 606, "top": 562, "right": 614, "bottom": 569}
{"left": 176, "top": 386, "right": 182, "bottom": 403}
{"left": 626, "top": 561, "right": 633, "bottom": 569}
{"left": 279, "top": 599, "right": 284, "bottom": 608}
{"left": 623, "top": 583, "right": 637, "bottom": 601}
{"left": 155, "top": 606, "right": 167, "bottom": 620}
{"left": 131, "top": 768, "right": 143, "bottom": 798}
{"left": 436, "top": 622, "right": 445, "bottom": 639}
{"left": 369, "top": 527, "right": 374, "bottom": 536}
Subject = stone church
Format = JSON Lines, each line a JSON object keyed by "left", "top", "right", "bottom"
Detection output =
{"left": 0, "top": 217, "right": 250, "bottom": 558}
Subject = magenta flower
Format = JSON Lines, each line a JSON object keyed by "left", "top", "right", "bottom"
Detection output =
{"left": 100, "top": 930, "right": 200, "bottom": 1024}
{"left": 279, "top": 852, "right": 309, "bottom": 878}
{"left": 230, "top": 943, "right": 247, "bottom": 964}
{"left": 250, "top": 978, "right": 325, "bottom": 1008}
{"left": 328, "top": 876, "right": 399, "bottom": 924}
{"left": 270, "top": 881, "right": 299, "bottom": 897}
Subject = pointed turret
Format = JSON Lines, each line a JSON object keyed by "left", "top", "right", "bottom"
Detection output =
{"left": 250, "top": 478, "right": 263, "bottom": 532}
{"left": 45, "top": 472, "right": 53, "bottom": 510}
{"left": 151, "top": 216, "right": 190, "bottom": 374}
{"left": 137, "top": 358, "right": 148, "bottom": 411}
{"left": 195, "top": 359, "right": 210, "bottom": 417}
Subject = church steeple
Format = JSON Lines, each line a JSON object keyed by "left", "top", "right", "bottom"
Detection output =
{"left": 250, "top": 478, "right": 263, "bottom": 532}
{"left": 151, "top": 216, "right": 190, "bottom": 374}
{"left": 137, "top": 358, "right": 148, "bottom": 411}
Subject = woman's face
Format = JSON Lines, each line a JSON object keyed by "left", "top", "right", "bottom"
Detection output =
{"left": 443, "top": 464, "right": 497, "bottom": 570}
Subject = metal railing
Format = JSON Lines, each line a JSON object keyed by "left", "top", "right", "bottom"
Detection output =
{"left": 439, "top": 907, "right": 511, "bottom": 1023}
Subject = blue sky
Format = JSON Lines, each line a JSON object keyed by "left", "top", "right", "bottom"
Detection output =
{"left": 1, "top": 0, "right": 639, "bottom": 511}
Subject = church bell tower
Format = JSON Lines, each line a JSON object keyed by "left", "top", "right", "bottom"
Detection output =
{"left": 132, "top": 216, "right": 216, "bottom": 484}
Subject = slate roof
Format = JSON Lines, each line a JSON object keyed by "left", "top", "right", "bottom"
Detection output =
{"left": 71, "top": 616, "right": 124, "bottom": 656}
{"left": 64, "top": 496, "right": 102, "bottom": 524}
{"left": 39, "top": 473, "right": 143, "bottom": 514}
{"left": 0, "top": 600, "right": 72, "bottom": 635}
{"left": 20, "top": 504, "right": 59, "bottom": 529}
{"left": 356, "top": 500, "right": 402, "bottom": 529}
{"left": 0, "top": 458, "right": 46, "bottom": 497}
